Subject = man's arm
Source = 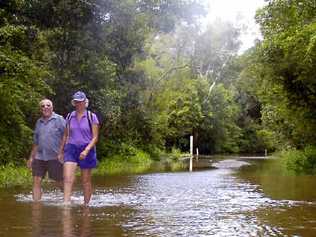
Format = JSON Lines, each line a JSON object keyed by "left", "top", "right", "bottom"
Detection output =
{"left": 57, "top": 121, "right": 68, "bottom": 163}
{"left": 27, "top": 120, "right": 39, "bottom": 169}
{"left": 27, "top": 144, "right": 38, "bottom": 169}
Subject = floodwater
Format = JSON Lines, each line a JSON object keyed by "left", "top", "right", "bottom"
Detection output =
{"left": 1, "top": 158, "right": 316, "bottom": 236}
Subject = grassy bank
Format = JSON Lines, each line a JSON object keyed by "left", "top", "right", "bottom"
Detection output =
{"left": 245, "top": 145, "right": 316, "bottom": 176}
{"left": 0, "top": 147, "right": 187, "bottom": 188}
{"left": 94, "top": 150, "right": 153, "bottom": 176}
{"left": 4, "top": 145, "right": 315, "bottom": 188}
{"left": 0, "top": 164, "right": 32, "bottom": 188}
{"left": 94, "top": 146, "right": 187, "bottom": 176}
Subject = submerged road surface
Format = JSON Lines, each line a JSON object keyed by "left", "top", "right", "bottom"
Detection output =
{"left": 0, "top": 158, "right": 316, "bottom": 236}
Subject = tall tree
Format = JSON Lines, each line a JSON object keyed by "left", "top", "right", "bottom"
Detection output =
{"left": 0, "top": 0, "right": 50, "bottom": 163}
{"left": 254, "top": 0, "right": 316, "bottom": 147}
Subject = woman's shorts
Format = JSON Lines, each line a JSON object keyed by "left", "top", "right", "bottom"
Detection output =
{"left": 64, "top": 143, "right": 97, "bottom": 169}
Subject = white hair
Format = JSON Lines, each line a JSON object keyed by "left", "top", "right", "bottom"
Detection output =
{"left": 39, "top": 99, "right": 53, "bottom": 108}
{"left": 85, "top": 99, "right": 89, "bottom": 108}
{"left": 71, "top": 98, "right": 89, "bottom": 107}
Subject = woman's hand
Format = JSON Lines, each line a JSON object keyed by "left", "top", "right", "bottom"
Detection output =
{"left": 79, "top": 149, "right": 89, "bottom": 160}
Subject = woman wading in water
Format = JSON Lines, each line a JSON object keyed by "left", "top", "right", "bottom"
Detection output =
{"left": 59, "top": 91, "right": 99, "bottom": 205}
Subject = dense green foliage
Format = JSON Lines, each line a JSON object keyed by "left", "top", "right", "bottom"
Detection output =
{"left": 254, "top": 0, "right": 316, "bottom": 148}
{"left": 0, "top": 2, "right": 51, "bottom": 164}
{"left": 237, "top": 0, "right": 316, "bottom": 172}
{"left": 0, "top": 0, "right": 315, "bottom": 176}
{"left": 279, "top": 146, "right": 316, "bottom": 174}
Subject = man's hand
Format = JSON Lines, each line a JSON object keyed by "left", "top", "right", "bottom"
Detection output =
{"left": 26, "top": 158, "right": 33, "bottom": 169}
{"left": 57, "top": 153, "right": 64, "bottom": 164}
{"left": 28, "top": 144, "right": 37, "bottom": 169}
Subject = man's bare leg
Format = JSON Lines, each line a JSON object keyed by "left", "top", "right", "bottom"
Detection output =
{"left": 33, "top": 176, "right": 42, "bottom": 201}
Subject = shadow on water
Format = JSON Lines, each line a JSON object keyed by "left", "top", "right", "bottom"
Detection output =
{"left": 1, "top": 157, "right": 316, "bottom": 236}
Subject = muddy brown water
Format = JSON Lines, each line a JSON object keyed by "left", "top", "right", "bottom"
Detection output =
{"left": 1, "top": 157, "right": 316, "bottom": 237}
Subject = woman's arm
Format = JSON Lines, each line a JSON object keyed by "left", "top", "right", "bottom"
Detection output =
{"left": 79, "top": 124, "right": 99, "bottom": 160}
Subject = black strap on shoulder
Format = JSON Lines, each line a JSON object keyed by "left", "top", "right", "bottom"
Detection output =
{"left": 66, "top": 112, "right": 71, "bottom": 122}
{"left": 87, "top": 110, "right": 92, "bottom": 133}
{"left": 66, "top": 112, "right": 73, "bottom": 128}
{"left": 66, "top": 112, "right": 72, "bottom": 137}
{"left": 67, "top": 111, "right": 93, "bottom": 134}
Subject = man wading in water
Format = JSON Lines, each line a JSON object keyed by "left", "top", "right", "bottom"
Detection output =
{"left": 27, "top": 99, "right": 66, "bottom": 201}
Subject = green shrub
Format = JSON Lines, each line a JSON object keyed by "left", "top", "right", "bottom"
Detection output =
{"left": 94, "top": 143, "right": 189, "bottom": 175}
{"left": 280, "top": 145, "right": 316, "bottom": 174}
{"left": 151, "top": 147, "right": 188, "bottom": 172}
{"left": 95, "top": 143, "right": 152, "bottom": 175}
{"left": 0, "top": 164, "right": 32, "bottom": 188}
{"left": 142, "top": 144, "right": 164, "bottom": 160}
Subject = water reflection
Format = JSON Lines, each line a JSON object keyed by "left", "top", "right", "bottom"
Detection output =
{"left": 254, "top": 205, "right": 316, "bottom": 237}
{"left": 30, "top": 202, "right": 93, "bottom": 237}
{"left": 236, "top": 159, "right": 316, "bottom": 236}
{"left": 62, "top": 207, "right": 75, "bottom": 237}
{"left": 31, "top": 203, "right": 42, "bottom": 237}
{"left": 30, "top": 202, "right": 64, "bottom": 237}
{"left": 236, "top": 159, "right": 316, "bottom": 201}
{"left": 62, "top": 207, "right": 91, "bottom": 237}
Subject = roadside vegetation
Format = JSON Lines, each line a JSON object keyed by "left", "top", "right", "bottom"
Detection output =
{"left": 0, "top": 164, "right": 32, "bottom": 188}
{"left": 0, "top": 147, "right": 186, "bottom": 188}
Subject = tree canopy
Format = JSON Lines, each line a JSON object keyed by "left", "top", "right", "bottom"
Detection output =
{"left": 1, "top": 0, "right": 315, "bottom": 165}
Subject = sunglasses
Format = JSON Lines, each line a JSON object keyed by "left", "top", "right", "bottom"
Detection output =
{"left": 41, "top": 104, "right": 52, "bottom": 108}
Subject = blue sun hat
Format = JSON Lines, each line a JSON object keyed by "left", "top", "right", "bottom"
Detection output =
{"left": 71, "top": 91, "right": 88, "bottom": 106}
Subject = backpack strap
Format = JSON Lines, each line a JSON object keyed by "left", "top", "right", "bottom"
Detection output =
{"left": 66, "top": 111, "right": 93, "bottom": 136}
{"left": 66, "top": 112, "right": 72, "bottom": 122}
{"left": 87, "top": 110, "right": 93, "bottom": 133}
{"left": 66, "top": 112, "right": 73, "bottom": 137}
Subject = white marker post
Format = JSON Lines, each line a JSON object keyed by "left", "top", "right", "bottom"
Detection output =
{"left": 196, "top": 148, "right": 199, "bottom": 161}
{"left": 190, "top": 135, "right": 193, "bottom": 172}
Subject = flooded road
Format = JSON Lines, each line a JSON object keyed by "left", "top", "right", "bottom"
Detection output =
{"left": 1, "top": 158, "right": 316, "bottom": 236}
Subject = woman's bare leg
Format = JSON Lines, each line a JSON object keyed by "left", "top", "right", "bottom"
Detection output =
{"left": 81, "top": 169, "right": 92, "bottom": 205}
{"left": 63, "top": 162, "right": 77, "bottom": 204}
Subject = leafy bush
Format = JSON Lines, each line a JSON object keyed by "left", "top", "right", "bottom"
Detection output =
{"left": 280, "top": 145, "right": 316, "bottom": 174}
{"left": 95, "top": 143, "right": 152, "bottom": 175}
{"left": 94, "top": 142, "right": 188, "bottom": 175}
{"left": 0, "top": 164, "right": 32, "bottom": 188}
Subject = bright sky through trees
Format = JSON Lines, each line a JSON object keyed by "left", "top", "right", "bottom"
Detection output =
{"left": 204, "top": 0, "right": 267, "bottom": 52}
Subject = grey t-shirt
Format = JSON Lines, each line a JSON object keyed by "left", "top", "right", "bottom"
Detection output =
{"left": 34, "top": 112, "right": 66, "bottom": 161}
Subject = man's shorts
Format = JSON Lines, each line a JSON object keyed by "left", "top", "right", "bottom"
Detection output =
{"left": 32, "top": 159, "right": 63, "bottom": 181}
{"left": 64, "top": 143, "right": 97, "bottom": 169}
